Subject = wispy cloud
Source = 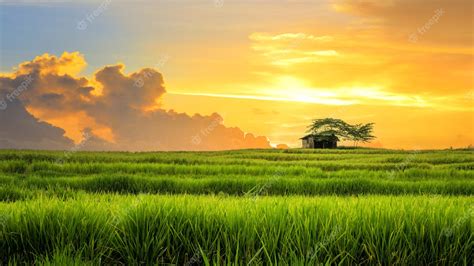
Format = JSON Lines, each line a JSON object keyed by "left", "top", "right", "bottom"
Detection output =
{"left": 170, "top": 91, "right": 355, "bottom": 106}
{"left": 249, "top": 32, "right": 333, "bottom": 42}
{"left": 172, "top": 79, "right": 433, "bottom": 109}
{"left": 250, "top": 32, "right": 339, "bottom": 66}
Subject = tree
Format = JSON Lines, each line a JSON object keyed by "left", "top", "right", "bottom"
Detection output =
{"left": 307, "top": 118, "right": 375, "bottom": 147}
{"left": 306, "top": 118, "right": 350, "bottom": 139}
{"left": 346, "top": 123, "right": 375, "bottom": 147}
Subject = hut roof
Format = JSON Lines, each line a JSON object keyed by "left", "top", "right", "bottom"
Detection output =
{"left": 300, "top": 133, "right": 340, "bottom": 141}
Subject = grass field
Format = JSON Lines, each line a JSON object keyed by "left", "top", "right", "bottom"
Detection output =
{"left": 1, "top": 148, "right": 473, "bottom": 265}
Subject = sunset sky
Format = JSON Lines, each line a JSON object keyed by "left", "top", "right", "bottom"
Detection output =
{"left": 0, "top": 0, "right": 473, "bottom": 150}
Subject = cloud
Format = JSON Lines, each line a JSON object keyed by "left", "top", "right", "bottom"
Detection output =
{"left": 246, "top": 0, "right": 472, "bottom": 107}
{"left": 0, "top": 52, "right": 272, "bottom": 151}
{"left": 331, "top": 0, "right": 473, "bottom": 46}
{"left": 15, "top": 52, "right": 87, "bottom": 76}
{"left": 247, "top": 6, "right": 472, "bottom": 109}
{"left": 250, "top": 32, "right": 339, "bottom": 67}
{"left": 249, "top": 32, "right": 333, "bottom": 42}
{"left": 0, "top": 98, "right": 74, "bottom": 150}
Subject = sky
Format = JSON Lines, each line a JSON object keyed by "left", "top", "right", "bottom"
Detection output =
{"left": 0, "top": 0, "right": 473, "bottom": 150}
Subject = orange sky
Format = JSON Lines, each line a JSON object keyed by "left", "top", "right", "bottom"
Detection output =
{"left": 158, "top": 0, "right": 474, "bottom": 149}
{"left": 1, "top": 0, "right": 473, "bottom": 150}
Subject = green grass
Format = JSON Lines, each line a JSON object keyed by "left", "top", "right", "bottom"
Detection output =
{"left": 0, "top": 149, "right": 472, "bottom": 198}
{"left": 2, "top": 195, "right": 473, "bottom": 265}
{"left": 0, "top": 175, "right": 472, "bottom": 201}
{"left": 0, "top": 148, "right": 473, "bottom": 265}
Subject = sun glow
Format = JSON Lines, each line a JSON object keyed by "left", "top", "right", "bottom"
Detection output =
{"left": 262, "top": 76, "right": 354, "bottom": 105}
{"left": 171, "top": 75, "right": 435, "bottom": 108}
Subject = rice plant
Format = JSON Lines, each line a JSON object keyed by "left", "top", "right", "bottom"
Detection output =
{"left": 0, "top": 149, "right": 472, "bottom": 264}
{"left": 1, "top": 195, "right": 472, "bottom": 265}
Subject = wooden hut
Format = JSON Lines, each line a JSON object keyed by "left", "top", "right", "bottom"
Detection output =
{"left": 301, "top": 134, "right": 339, "bottom": 149}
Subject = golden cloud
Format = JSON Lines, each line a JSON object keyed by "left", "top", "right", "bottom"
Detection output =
{"left": 0, "top": 52, "right": 272, "bottom": 151}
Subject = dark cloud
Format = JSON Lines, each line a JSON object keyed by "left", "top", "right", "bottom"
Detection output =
{"left": 0, "top": 99, "right": 73, "bottom": 150}
{"left": 0, "top": 52, "right": 271, "bottom": 151}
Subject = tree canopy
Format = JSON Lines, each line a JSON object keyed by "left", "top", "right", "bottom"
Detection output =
{"left": 307, "top": 118, "right": 375, "bottom": 147}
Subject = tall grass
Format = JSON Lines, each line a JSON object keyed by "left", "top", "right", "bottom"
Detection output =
{"left": 0, "top": 175, "right": 473, "bottom": 200}
{"left": 1, "top": 149, "right": 473, "bottom": 264}
{"left": 1, "top": 195, "right": 472, "bottom": 265}
{"left": 0, "top": 149, "right": 472, "bottom": 197}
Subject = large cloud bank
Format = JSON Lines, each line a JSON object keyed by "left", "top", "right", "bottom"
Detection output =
{"left": 0, "top": 52, "right": 271, "bottom": 151}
